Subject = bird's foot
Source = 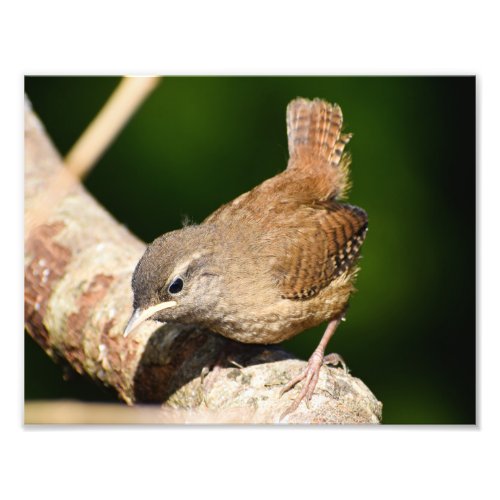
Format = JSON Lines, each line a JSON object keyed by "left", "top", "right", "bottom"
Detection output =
{"left": 279, "top": 350, "right": 348, "bottom": 420}
{"left": 278, "top": 317, "right": 346, "bottom": 420}
{"left": 200, "top": 347, "right": 228, "bottom": 406}
{"left": 279, "top": 348, "right": 326, "bottom": 420}
{"left": 200, "top": 363, "right": 221, "bottom": 406}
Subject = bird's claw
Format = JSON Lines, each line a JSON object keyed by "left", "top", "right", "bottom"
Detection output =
{"left": 279, "top": 349, "right": 325, "bottom": 420}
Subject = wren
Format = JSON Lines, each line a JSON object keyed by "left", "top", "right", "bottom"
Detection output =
{"left": 125, "top": 98, "right": 368, "bottom": 416}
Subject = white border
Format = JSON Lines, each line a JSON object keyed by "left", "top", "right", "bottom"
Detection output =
{"left": 3, "top": 0, "right": 497, "bottom": 498}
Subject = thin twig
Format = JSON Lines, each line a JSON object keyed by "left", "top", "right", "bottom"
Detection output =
{"left": 65, "top": 76, "right": 161, "bottom": 178}
{"left": 24, "top": 401, "right": 256, "bottom": 424}
{"left": 25, "top": 76, "right": 161, "bottom": 237}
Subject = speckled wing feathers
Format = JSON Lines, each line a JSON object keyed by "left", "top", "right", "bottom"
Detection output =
{"left": 276, "top": 203, "right": 367, "bottom": 300}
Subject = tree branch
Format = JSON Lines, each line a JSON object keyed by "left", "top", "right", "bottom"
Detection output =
{"left": 24, "top": 98, "right": 382, "bottom": 424}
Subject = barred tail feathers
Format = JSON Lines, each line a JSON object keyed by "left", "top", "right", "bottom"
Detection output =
{"left": 286, "top": 97, "right": 352, "bottom": 198}
{"left": 286, "top": 98, "right": 352, "bottom": 166}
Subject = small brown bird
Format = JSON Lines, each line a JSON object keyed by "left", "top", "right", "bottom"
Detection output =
{"left": 125, "top": 97, "right": 368, "bottom": 416}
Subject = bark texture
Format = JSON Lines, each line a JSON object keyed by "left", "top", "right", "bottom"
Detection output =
{"left": 24, "top": 98, "right": 382, "bottom": 424}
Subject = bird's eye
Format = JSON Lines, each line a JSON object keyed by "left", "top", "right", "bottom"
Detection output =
{"left": 168, "top": 276, "right": 184, "bottom": 294}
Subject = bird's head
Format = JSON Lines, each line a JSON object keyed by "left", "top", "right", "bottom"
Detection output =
{"left": 124, "top": 225, "right": 221, "bottom": 336}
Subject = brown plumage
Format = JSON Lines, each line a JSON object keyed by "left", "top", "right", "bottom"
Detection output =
{"left": 125, "top": 97, "right": 368, "bottom": 416}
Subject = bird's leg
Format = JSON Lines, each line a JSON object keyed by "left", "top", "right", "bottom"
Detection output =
{"left": 200, "top": 347, "right": 227, "bottom": 404}
{"left": 280, "top": 317, "right": 343, "bottom": 418}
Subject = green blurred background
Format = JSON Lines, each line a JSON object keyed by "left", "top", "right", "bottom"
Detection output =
{"left": 24, "top": 76, "right": 475, "bottom": 424}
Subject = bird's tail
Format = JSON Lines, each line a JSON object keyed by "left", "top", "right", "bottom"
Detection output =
{"left": 286, "top": 98, "right": 352, "bottom": 197}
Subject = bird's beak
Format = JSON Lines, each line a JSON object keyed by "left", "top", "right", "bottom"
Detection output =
{"left": 123, "top": 301, "right": 177, "bottom": 337}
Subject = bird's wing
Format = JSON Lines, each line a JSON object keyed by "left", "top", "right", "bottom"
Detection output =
{"left": 273, "top": 202, "right": 368, "bottom": 300}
